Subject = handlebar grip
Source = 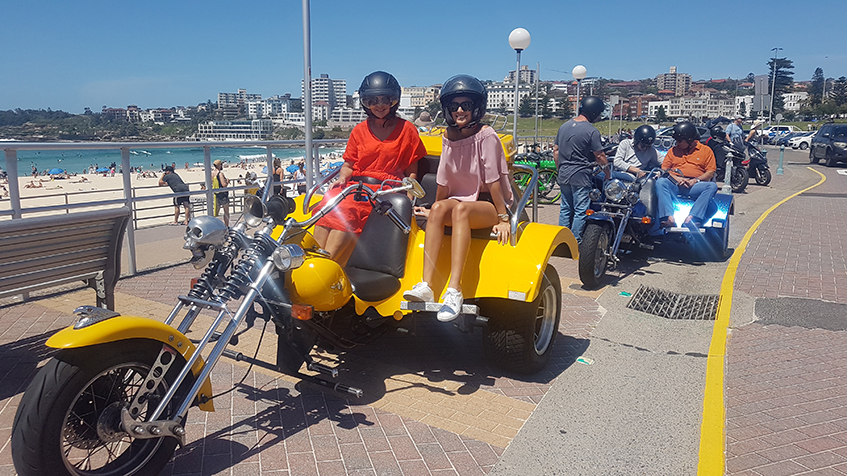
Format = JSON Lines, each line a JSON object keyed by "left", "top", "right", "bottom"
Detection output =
{"left": 386, "top": 208, "right": 411, "bottom": 235}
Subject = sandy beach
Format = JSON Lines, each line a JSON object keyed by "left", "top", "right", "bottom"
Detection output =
{"left": 0, "top": 156, "right": 338, "bottom": 226}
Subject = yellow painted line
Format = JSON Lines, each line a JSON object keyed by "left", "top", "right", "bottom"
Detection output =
{"left": 697, "top": 168, "right": 827, "bottom": 475}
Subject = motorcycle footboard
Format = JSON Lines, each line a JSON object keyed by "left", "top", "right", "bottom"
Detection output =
{"left": 400, "top": 301, "right": 488, "bottom": 332}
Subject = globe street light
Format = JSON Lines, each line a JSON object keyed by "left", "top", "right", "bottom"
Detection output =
{"left": 509, "top": 28, "right": 530, "bottom": 145}
{"left": 768, "top": 47, "right": 782, "bottom": 126}
{"left": 572, "top": 65, "right": 587, "bottom": 117}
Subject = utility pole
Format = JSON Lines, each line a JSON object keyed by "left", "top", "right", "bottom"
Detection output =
{"left": 768, "top": 47, "right": 782, "bottom": 126}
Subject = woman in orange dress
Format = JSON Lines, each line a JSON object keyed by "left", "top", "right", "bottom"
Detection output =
{"left": 311, "top": 71, "right": 426, "bottom": 266}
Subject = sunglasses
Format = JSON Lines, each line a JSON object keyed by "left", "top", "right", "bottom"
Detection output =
{"left": 361, "top": 96, "right": 397, "bottom": 107}
{"left": 447, "top": 101, "right": 475, "bottom": 113}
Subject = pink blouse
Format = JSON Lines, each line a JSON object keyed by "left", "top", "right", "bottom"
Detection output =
{"left": 436, "top": 126, "right": 513, "bottom": 206}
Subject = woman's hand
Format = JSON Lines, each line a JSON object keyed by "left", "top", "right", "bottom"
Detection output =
{"left": 413, "top": 206, "right": 430, "bottom": 218}
{"left": 493, "top": 221, "right": 510, "bottom": 245}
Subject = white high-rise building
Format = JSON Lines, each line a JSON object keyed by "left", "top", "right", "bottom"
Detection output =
{"left": 302, "top": 74, "right": 347, "bottom": 111}
{"left": 218, "top": 89, "right": 262, "bottom": 108}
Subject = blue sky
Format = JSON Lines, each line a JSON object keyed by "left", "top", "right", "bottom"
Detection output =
{"left": 1, "top": 0, "right": 844, "bottom": 114}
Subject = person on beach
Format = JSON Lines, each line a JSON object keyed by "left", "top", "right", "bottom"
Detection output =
{"left": 158, "top": 165, "right": 191, "bottom": 225}
{"left": 311, "top": 71, "right": 426, "bottom": 266}
{"left": 272, "top": 158, "right": 284, "bottom": 196}
{"left": 402, "top": 74, "right": 513, "bottom": 322}
{"left": 294, "top": 162, "right": 306, "bottom": 195}
{"left": 211, "top": 159, "right": 230, "bottom": 227}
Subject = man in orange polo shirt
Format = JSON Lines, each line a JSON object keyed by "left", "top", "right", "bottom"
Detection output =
{"left": 657, "top": 122, "right": 718, "bottom": 228}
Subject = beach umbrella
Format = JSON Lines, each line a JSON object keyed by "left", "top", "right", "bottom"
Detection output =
{"left": 48, "top": 168, "right": 65, "bottom": 175}
{"left": 96, "top": 167, "right": 110, "bottom": 173}
{"left": 286, "top": 164, "right": 299, "bottom": 173}
{"left": 261, "top": 166, "right": 268, "bottom": 174}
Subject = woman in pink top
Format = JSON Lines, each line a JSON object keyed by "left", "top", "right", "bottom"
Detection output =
{"left": 403, "top": 75, "right": 513, "bottom": 322}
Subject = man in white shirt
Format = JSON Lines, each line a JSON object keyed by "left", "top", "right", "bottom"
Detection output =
{"left": 612, "top": 125, "right": 662, "bottom": 181}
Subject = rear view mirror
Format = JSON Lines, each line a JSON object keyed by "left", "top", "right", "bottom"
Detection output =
{"left": 403, "top": 177, "right": 426, "bottom": 199}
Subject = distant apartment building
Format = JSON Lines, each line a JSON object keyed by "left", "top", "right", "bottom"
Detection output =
{"left": 628, "top": 94, "right": 657, "bottom": 118}
{"left": 247, "top": 95, "right": 291, "bottom": 119}
{"left": 302, "top": 74, "right": 346, "bottom": 111}
{"left": 736, "top": 95, "right": 755, "bottom": 116}
{"left": 656, "top": 67, "right": 692, "bottom": 96}
{"left": 504, "top": 65, "right": 537, "bottom": 85}
{"left": 218, "top": 89, "right": 261, "bottom": 108}
{"left": 328, "top": 108, "right": 368, "bottom": 127}
{"left": 486, "top": 81, "right": 534, "bottom": 112}
{"left": 197, "top": 119, "right": 273, "bottom": 140}
{"left": 649, "top": 91, "right": 733, "bottom": 119}
{"left": 101, "top": 107, "right": 126, "bottom": 122}
{"left": 782, "top": 92, "right": 808, "bottom": 112}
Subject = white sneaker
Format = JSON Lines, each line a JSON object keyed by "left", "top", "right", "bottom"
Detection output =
{"left": 437, "top": 288, "right": 463, "bottom": 322}
{"left": 403, "top": 281, "right": 434, "bottom": 302}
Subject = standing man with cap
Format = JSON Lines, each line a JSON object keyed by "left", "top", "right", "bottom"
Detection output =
{"left": 159, "top": 165, "right": 191, "bottom": 225}
{"left": 554, "top": 96, "right": 609, "bottom": 243}
{"left": 211, "top": 159, "right": 230, "bottom": 227}
{"left": 725, "top": 115, "right": 745, "bottom": 147}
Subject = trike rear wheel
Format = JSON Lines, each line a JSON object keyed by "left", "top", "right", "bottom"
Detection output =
{"left": 482, "top": 265, "right": 561, "bottom": 374}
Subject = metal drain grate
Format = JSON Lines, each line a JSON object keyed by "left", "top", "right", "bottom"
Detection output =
{"left": 626, "top": 285, "right": 720, "bottom": 320}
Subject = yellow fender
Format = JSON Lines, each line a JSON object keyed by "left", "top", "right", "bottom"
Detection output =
{"left": 360, "top": 221, "right": 578, "bottom": 317}
{"left": 46, "top": 317, "right": 215, "bottom": 412}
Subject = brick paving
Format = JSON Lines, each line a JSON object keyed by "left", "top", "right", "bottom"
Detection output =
{"left": 726, "top": 168, "right": 847, "bottom": 475}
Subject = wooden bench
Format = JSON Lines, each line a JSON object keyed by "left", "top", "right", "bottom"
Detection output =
{"left": 0, "top": 207, "right": 131, "bottom": 310}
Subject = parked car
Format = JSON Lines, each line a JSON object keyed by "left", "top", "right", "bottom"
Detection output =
{"left": 761, "top": 125, "right": 800, "bottom": 144}
{"left": 788, "top": 131, "right": 816, "bottom": 150}
{"left": 775, "top": 131, "right": 806, "bottom": 147}
{"left": 809, "top": 124, "right": 847, "bottom": 167}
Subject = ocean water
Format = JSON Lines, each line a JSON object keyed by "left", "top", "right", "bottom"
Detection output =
{"left": 11, "top": 146, "right": 344, "bottom": 177}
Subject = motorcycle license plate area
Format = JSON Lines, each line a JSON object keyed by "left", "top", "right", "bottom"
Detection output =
{"left": 669, "top": 194, "right": 732, "bottom": 230}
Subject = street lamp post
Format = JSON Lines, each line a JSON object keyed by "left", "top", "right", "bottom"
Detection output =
{"left": 509, "top": 28, "right": 530, "bottom": 148}
{"left": 572, "top": 65, "right": 587, "bottom": 118}
{"left": 768, "top": 47, "right": 782, "bottom": 126}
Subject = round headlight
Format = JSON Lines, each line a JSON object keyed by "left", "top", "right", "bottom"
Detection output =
{"left": 589, "top": 188, "right": 602, "bottom": 202}
{"left": 603, "top": 179, "right": 627, "bottom": 202}
{"left": 626, "top": 191, "right": 640, "bottom": 205}
{"left": 272, "top": 244, "right": 306, "bottom": 271}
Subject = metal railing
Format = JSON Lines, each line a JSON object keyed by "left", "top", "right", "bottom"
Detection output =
{"left": 2, "top": 139, "right": 343, "bottom": 275}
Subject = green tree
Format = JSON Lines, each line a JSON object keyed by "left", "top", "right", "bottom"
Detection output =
{"left": 738, "top": 101, "right": 746, "bottom": 117}
{"left": 831, "top": 77, "right": 847, "bottom": 107}
{"left": 541, "top": 95, "right": 553, "bottom": 119}
{"left": 809, "top": 67, "right": 825, "bottom": 105}
{"left": 766, "top": 57, "right": 794, "bottom": 113}
{"left": 519, "top": 94, "right": 533, "bottom": 117}
{"left": 655, "top": 105, "right": 667, "bottom": 123}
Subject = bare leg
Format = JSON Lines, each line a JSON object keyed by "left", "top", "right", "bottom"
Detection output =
{"left": 222, "top": 203, "right": 230, "bottom": 227}
{"left": 313, "top": 225, "right": 330, "bottom": 248}
{"left": 447, "top": 201, "right": 498, "bottom": 291}
{"left": 183, "top": 205, "right": 191, "bottom": 224}
{"left": 422, "top": 200, "right": 456, "bottom": 285}
{"left": 323, "top": 229, "right": 357, "bottom": 266}
{"left": 173, "top": 206, "right": 179, "bottom": 224}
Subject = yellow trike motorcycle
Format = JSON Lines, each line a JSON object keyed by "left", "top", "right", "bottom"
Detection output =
{"left": 11, "top": 131, "right": 578, "bottom": 476}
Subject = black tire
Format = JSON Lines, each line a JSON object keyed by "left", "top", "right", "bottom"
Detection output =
{"left": 706, "top": 219, "right": 730, "bottom": 261}
{"left": 731, "top": 167, "right": 749, "bottom": 193}
{"left": 12, "top": 340, "right": 190, "bottom": 476}
{"left": 537, "top": 170, "right": 561, "bottom": 204}
{"left": 578, "top": 222, "right": 611, "bottom": 288}
{"left": 825, "top": 149, "right": 837, "bottom": 167}
{"left": 799, "top": 142, "right": 809, "bottom": 151}
{"left": 754, "top": 168, "right": 772, "bottom": 186}
{"left": 482, "top": 265, "right": 562, "bottom": 374}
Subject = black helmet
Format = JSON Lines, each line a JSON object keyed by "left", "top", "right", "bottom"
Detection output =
{"left": 359, "top": 71, "right": 401, "bottom": 116}
{"left": 633, "top": 125, "right": 656, "bottom": 146}
{"left": 710, "top": 125, "right": 725, "bottom": 140}
{"left": 578, "top": 96, "right": 605, "bottom": 123}
{"left": 672, "top": 122, "right": 699, "bottom": 142}
{"left": 440, "top": 74, "right": 487, "bottom": 128}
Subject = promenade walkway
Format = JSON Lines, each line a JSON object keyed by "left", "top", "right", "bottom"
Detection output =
{"left": 0, "top": 157, "right": 845, "bottom": 475}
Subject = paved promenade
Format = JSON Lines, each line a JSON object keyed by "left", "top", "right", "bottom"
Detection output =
{"left": 0, "top": 156, "right": 845, "bottom": 475}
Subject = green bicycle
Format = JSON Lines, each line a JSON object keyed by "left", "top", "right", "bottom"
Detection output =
{"left": 513, "top": 150, "right": 560, "bottom": 204}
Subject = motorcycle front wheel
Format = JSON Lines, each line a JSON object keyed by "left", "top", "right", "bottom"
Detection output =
{"left": 755, "top": 167, "right": 772, "bottom": 186}
{"left": 731, "top": 167, "right": 749, "bottom": 193}
{"left": 12, "top": 340, "right": 189, "bottom": 476}
{"left": 578, "top": 222, "right": 611, "bottom": 288}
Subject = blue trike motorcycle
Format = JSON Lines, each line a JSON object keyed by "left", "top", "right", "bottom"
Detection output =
{"left": 578, "top": 168, "right": 734, "bottom": 288}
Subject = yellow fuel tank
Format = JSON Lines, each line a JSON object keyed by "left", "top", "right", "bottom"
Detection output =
{"left": 286, "top": 256, "right": 352, "bottom": 311}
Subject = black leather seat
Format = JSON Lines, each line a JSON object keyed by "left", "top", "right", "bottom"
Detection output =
{"left": 344, "top": 193, "right": 413, "bottom": 302}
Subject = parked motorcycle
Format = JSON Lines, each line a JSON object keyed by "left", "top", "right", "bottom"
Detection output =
{"left": 579, "top": 168, "right": 734, "bottom": 288}
{"left": 704, "top": 135, "right": 749, "bottom": 193}
{"left": 12, "top": 131, "right": 579, "bottom": 476}
{"left": 743, "top": 142, "right": 771, "bottom": 186}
